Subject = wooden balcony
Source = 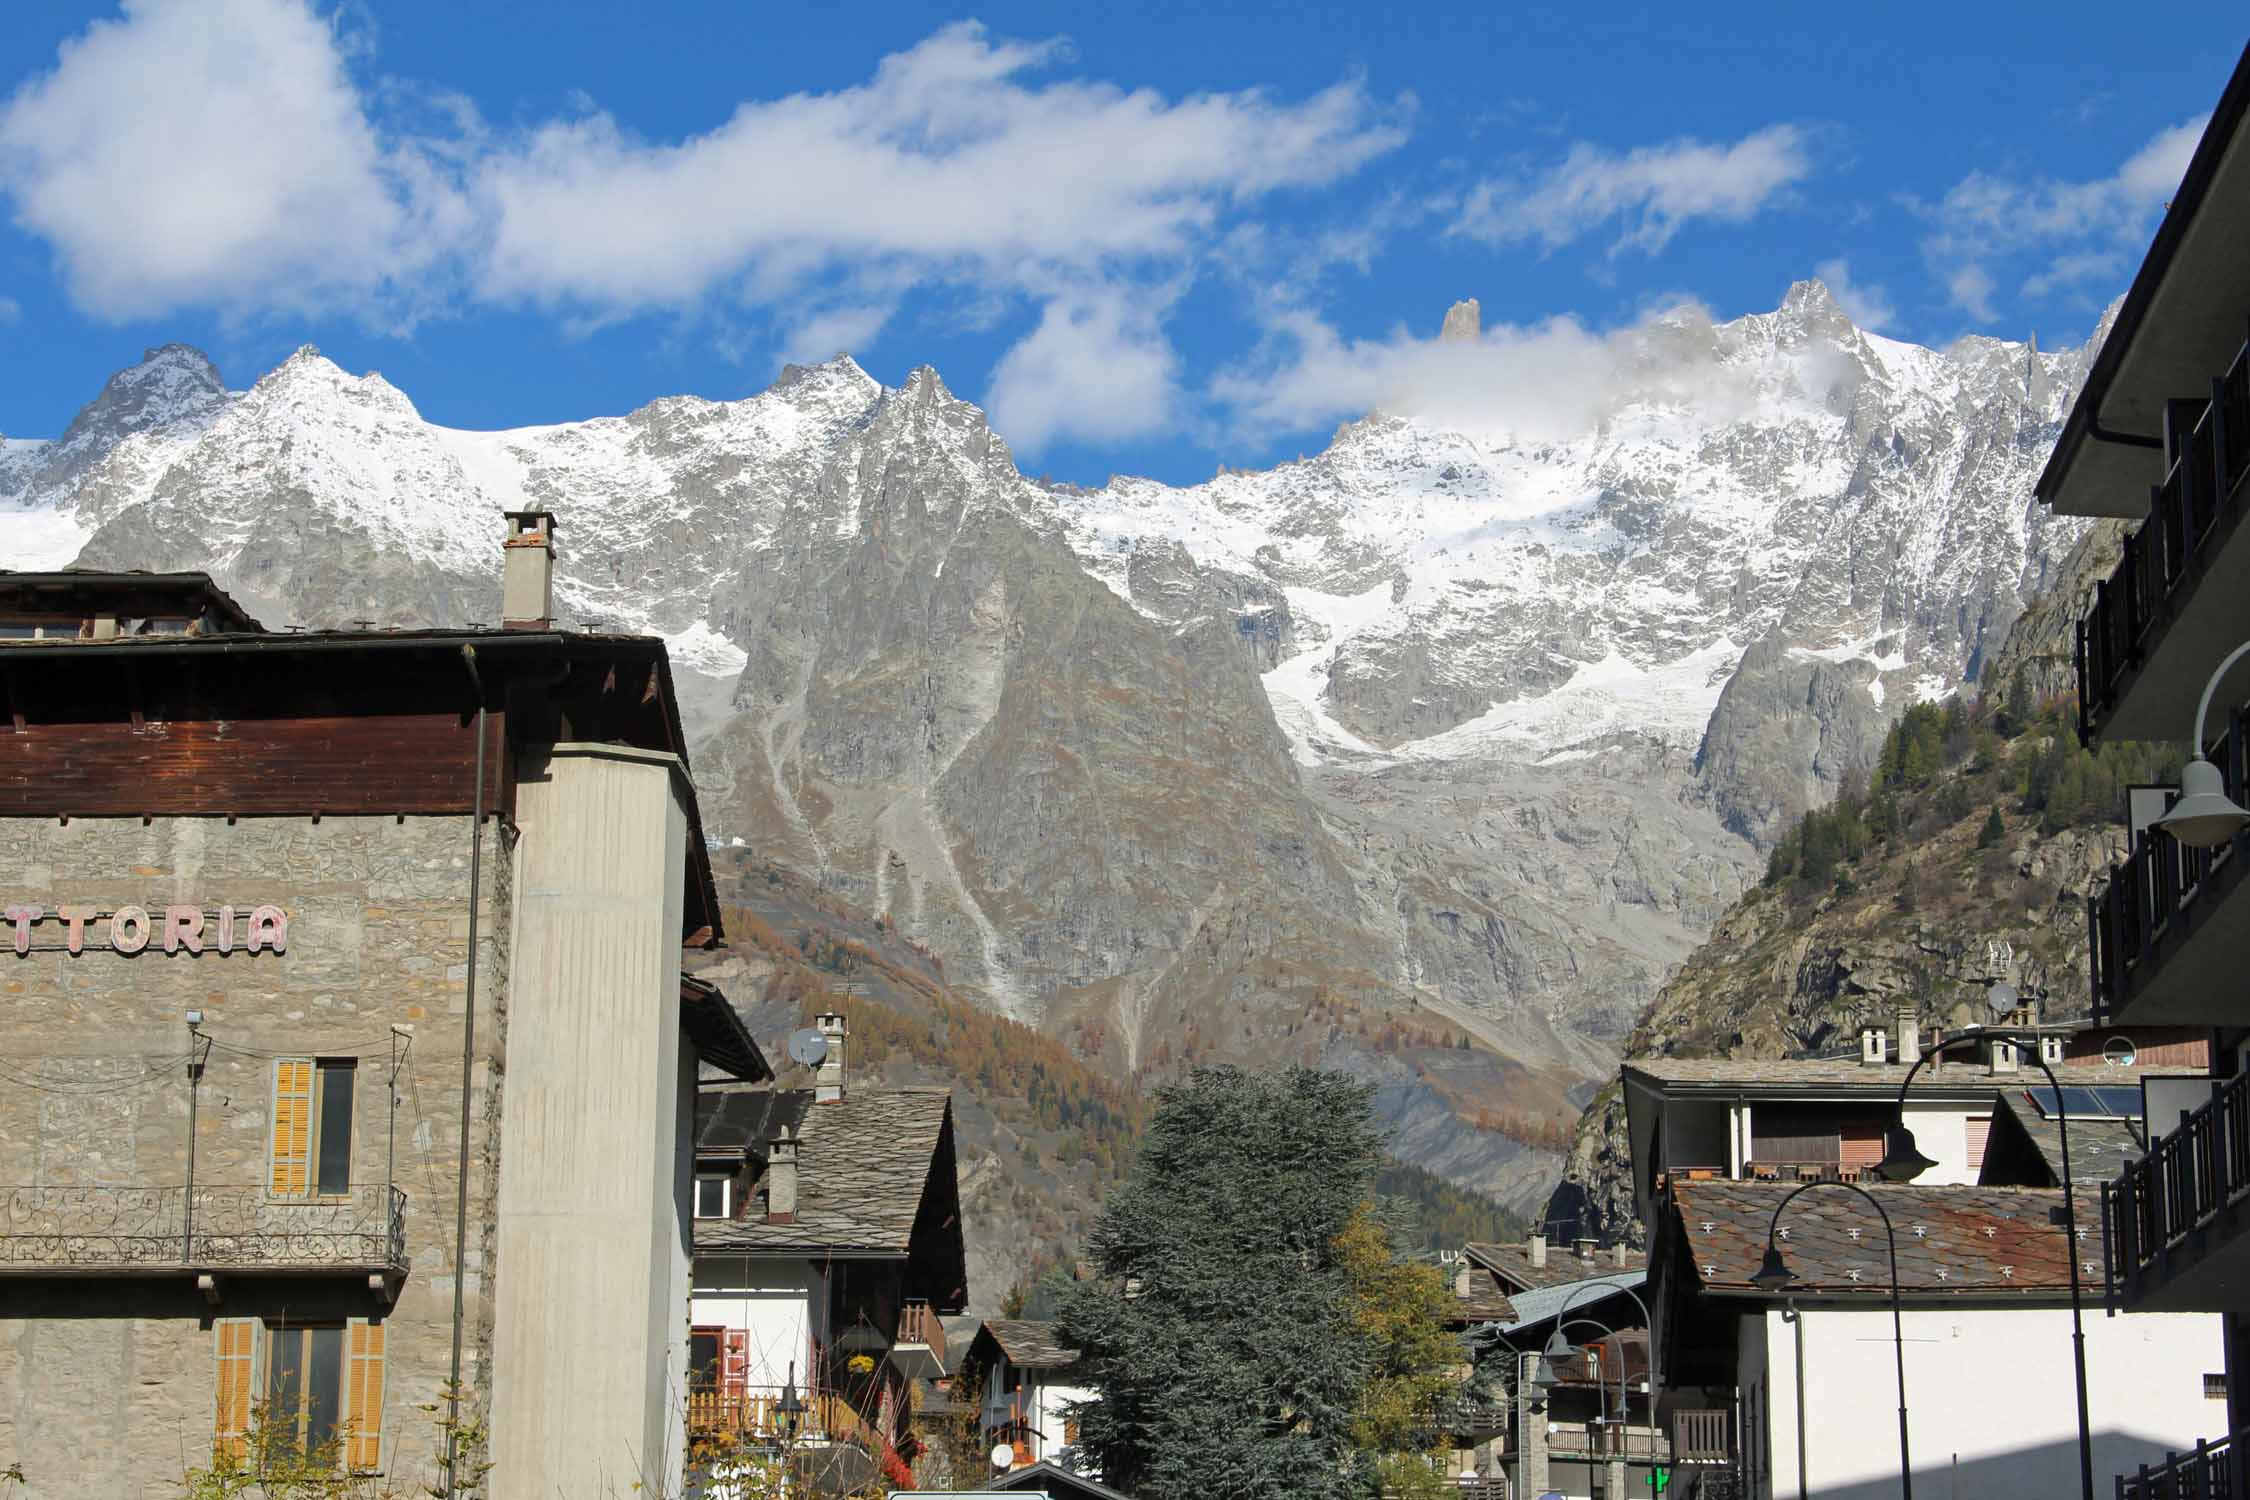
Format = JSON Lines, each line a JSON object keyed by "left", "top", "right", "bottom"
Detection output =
{"left": 889, "top": 1298, "right": 945, "bottom": 1380}
{"left": 2106, "top": 1069, "right": 2250, "bottom": 1312}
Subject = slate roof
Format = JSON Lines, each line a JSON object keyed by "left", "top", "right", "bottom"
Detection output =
{"left": 693, "top": 1086, "right": 953, "bottom": 1255}
{"left": 1991, "top": 1092, "right": 2146, "bottom": 1187}
{"left": 1465, "top": 1240, "right": 1645, "bottom": 1294}
{"left": 980, "top": 1459, "right": 1137, "bottom": 1499}
{"left": 1669, "top": 1179, "right": 2100, "bottom": 1298}
{"left": 1628, "top": 1056, "right": 2163, "bottom": 1091}
{"left": 1446, "top": 1265, "right": 1517, "bottom": 1324}
{"left": 1493, "top": 1270, "right": 1648, "bottom": 1334}
{"left": 977, "top": 1319, "right": 1081, "bottom": 1372}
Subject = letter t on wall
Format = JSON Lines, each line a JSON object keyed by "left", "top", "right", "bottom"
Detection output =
{"left": 3, "top": 905, "right": 40, "bottom": 955}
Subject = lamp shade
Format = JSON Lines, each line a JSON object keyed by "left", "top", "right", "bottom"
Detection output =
{"left": 1877, "top": 1127, "right": 1939, "bottom": 1183}
{"left": 1750, "top": 1243, "right": 1796, "bottom": 1291}
{"left": 2156, "top": 757, "right": 2250, "bottom": 849}
{"left": 1541, "top": 1327, "right": 1577, "bottom": 1361}
{"left": 1530, "top": 1356, "right": 1562, "bottom": 1391}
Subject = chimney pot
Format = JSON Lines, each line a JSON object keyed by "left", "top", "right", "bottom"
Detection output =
{"left": 1529, "top": 1234, "right": 1548, "bottom": 1269}
{"left": 1990, "top": 1034, "right": 2020, "bottom": 1076}
{"left": 1573, "top": 1236, "right": 1596, "bottom": 1262}
{"left": 1861, "top": 1025, "right": 1887, "bottom": 1067}
{"left": 815, "top": 1010, "right": 847, "bottom": 1103}
{"left": 1896, "top": 1005, "right": 1921, "bottom": 1066}
{"left": 1613, "top": 1242, "right": 1628, "bottom": 1268}
{"left": 501, "top": 511, "right": 557, "bottom": 630}
{"left": 765, "top": 1126, "right": 799, "bottom": 1223}
{"left": 2040, "top": 1033, "right": 2066, "bottom": 1066}
{"left": 1455, "top": 1263, "right": 1473, "bottom": 1298}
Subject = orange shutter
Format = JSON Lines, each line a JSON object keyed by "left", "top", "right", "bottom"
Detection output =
{"left": 213, "top": 1318, "right": 258, "bottom": 1460}
{"left": 344, "top": 1319, "right": 386, "bottom": 1471}
{"left": 270, "top": 1060, "right": 313, "bottom": 1196}
{"left": 1840, "top": 1123, "right": 1885, "bottom": 1175}
{"left": 1965, "top": 1116, "right": 1992, "bottom": 1176}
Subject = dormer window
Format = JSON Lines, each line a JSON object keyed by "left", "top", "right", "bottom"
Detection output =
{"left": 694, "top": 1174, "right": 733, "bottom": 1219}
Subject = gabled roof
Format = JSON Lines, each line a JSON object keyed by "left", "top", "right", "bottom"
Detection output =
{"left": 1444, "top": 1265, "right": 1517, "bottom": 1325}
{"left": 971, "top": 1319, "right": 1081, "bottom": 1373}
{"left": 980, "top": 1459, "right": 1136, "bottom": 1499}
{"left": 1491, "top": 1269, "right": 1647, "bottom": 1335}
{"left": 1625, "top": 1056, "right": 2163, "bottom": 1093}
{"left": 0, "top": 568, "right": 263, "bottom": 632}
{"left": 1667, "top": 1179, "right": 2095, "bottom": 1299}
{"left": 678, "top": 975, "right": 771, "bottom": 1083}
{"left": 693, "top": 1086, "right": 955, "bottom": 1258}
{"left": 1464, "top": 1240, "right": 1644, "bottom": 1295}
{"left": 1985, "top": 1092, "right": 2145, "bottom": 1189}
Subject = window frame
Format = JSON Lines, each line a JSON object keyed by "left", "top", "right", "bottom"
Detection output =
{"left": 693, "top": 1173, "right": 734, "bottom": 1220}
{"left": 270, "top": 1057, "right": 357, "bottom": 1201}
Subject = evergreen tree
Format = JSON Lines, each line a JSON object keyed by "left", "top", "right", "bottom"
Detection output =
{"left": 1978, "top": 805, "right": 2006, "bottom": 848}
{"left": 1056, "top": 1067, "right": 1385, "bottom": 1500}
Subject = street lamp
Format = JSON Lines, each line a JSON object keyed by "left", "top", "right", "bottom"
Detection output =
{"left": 1756, "top": 1180, "right": 1912, "bottom": 1500}
{"left": 1539, "top": 1318, "right": 1633, "bottom": 1464}
{"left": 2148, "top": 638, "right": 2250, "bottom": 846}
{"left": 1879, "top": 1000, "right": 2094, "bottom": 1500}
{"left": 776, "top": 1362, "right": 807, "bottom": 1441}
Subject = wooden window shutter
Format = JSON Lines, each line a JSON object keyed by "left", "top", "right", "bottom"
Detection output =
{"left": 344, "top": 1318, "right": 386, "bottom": 1471}
{"left": 212, "top": 1318, "right": 259, "bottom": 1460}
{"left": 1965, "top": 1116, "right": 1992, "bottom": 1176}
{"left": 1840, "top": 1122, "right": 1885, "bottom": 1174}
{"left": 270, "top": 1060, "right": 313, "bottom": 1197}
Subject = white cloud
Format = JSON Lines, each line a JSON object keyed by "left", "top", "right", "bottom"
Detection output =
{"left": 1457, "top": 124, "right": 1811, "bottom": 255}
{"left": 1212, "top": 298, "right": 1772, "bottom": 446}
{"left": 0, "top": 0, "right": 450, "bottom": 322}
{"left": 985, "top": 285, "right": 1184, "bottom": 449}
{"left": 775, "top": 303, "right": 895, "bottom": 369}
{"left": 1814, "top": 258, "right": 1895, "bottom": 331}
{"left": 1921, "top": 114, "right": 2206, "bottom": 321}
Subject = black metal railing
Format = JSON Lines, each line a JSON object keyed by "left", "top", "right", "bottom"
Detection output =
{"left": 2087, "top": 704, "right": 2248, "bottom": 1021}
{"left": 2119, "top": 1428, "right": 2249, "bottom": 1500}
{"left": 2077, "top": 332, "right": 2250, "bottom": 741}
{"left": 0, "top": 1184, "right": 407, "bottom": 1271}
{"left": 2105, "top": 1070, "right": 2250, "bottom": 1297}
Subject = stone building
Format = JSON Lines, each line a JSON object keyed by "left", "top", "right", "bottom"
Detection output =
{"left": 0, "top": 528, "right": 767, "bottom": 1500}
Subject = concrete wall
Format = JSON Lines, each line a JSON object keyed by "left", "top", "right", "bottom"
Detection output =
{"left": 691, "top": 1257, "right": 818, "bottom": 1389}
{"left": 0, "top": 813, "right": 507, "bottom": 1499}
{"left": 489, "top": 745, "right": 692, "bottom": 1500}
{"left": 1754, "top": 1303, "right": 2225, "bottom": 1500}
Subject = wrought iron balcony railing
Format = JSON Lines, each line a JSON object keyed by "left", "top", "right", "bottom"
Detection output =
{"left": 2077, "top": 330, "right": 2250, "bottom": 742}
{"left": 2087, "top": 703, "right": 2248, "bottom": 1023}
{"left": 2105, "top": 1069, "right": 2250, "bottom": 1299}
{"left": 0, "top": 1184, "right": 407, "bottom": 1272}
{"left": 2118, "top": 1426, "right": 2247, "bottom": 1500}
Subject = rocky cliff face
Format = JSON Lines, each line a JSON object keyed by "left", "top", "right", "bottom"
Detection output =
{"left": 0, "top": 282, "right": 2105, "bottom": 1220}
{"left": 1541, "top": 519, "right": 2138, "bottom": 1243}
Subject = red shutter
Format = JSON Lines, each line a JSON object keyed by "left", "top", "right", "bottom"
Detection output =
{"left": 722, "top": 1329, "right": 749, "bottom": 1396}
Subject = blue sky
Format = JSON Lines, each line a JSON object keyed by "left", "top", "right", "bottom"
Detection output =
{"left": 0, "top": 2, "right": 2239, "bottom": 486}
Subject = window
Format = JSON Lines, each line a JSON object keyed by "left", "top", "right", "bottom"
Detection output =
{"left": 214, "top": 1318, "right": 384, "bottom": 1469}
{"left": 1965, "top": 1116, "right": 1991, "bottom": 1176}
{"left": 2209, "top": 1373, "right": 2229, "bottom": 1399}
{"left": 694, "top": 1174, "right": 733, "bottom": 1219}
{"left": 271, "top": 1059, "right": 355, "bottom": 1198}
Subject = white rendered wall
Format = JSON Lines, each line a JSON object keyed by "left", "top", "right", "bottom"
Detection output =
{"left": 488, "top": 745, "right": 693, "bottom": 1500}
{"left": 692, "top": 1258, "right": 819, "bottom": 1390}
{"left": 1037, "top": 1381, "right": 1097, "bottom": 1460}
{"left": 1755, "top": 1304, "right": 2224, "bottom": 1500}
{"left": 1897, "top": 1102, "right": 1987, "bottom": 1185}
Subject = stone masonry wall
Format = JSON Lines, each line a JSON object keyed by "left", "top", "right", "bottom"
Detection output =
{"left": 0, "top": 814, "right": 509, "bottom": 1499}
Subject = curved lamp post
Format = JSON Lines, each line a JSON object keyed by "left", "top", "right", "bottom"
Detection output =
{"left": 2155, "top": 639, "right": 2250, "bottom": 848}
{"left": 1543, "top": 1277, "right": 1655, "bottom": 1477}
{"left": 1753, "top": 1179, "right": 1912, "bottom": 1499}
{"left": 1532, "top": 1317, "right": 1632, "bottom": 1465}
{"left": 1879, "top": 1006, "right": 2093, "bottom": 1500}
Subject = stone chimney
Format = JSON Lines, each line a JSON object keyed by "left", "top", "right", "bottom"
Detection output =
{"left": 501, "top": 511, "right": 557, "bottom": 629}
{"left": 765, "top": 1126, "right": 798, "bottom": 1224}
{"left": 1573, "top": 1236, "right": 1596, "bottom": 1263}
{"left": 1896, "top": 1005, "right": 1920, "bottom": 1066}
{"left": 814, "top": 1010, "right": 847, "bottom": 1103}
{"left": 2040, "top": 1033, "right": 2066, "bottom": 1066}
{"left": 1860, "top": 1024, "right": 1888, "bottom": 1067}
{"left": 1529, "top": 1233, "right": 1548, "bottom": 1269}
{"left": 1455, "top": 1262, "right": 1473, "bottom": 1298}
{"left": 1989, "top": 1033, "right": 2020, "bottom": 1076}
{"left": 1613, "top": 1242, "right": 1629, "bottom": 1269}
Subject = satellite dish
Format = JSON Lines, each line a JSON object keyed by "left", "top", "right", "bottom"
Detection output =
{"left": 1986, "top": 981, "right": 2020, "bottom": 1017}
{"left": 787, "top": 1028, "right": 829, "bottom": 1068}
{"left": 2103, "top": 1036, "right": 2137, "bottom": 1068}
{"left": 990, "top": 1443, "right": 1015, "bottom": 1470}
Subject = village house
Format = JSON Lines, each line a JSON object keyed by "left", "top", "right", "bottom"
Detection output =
{"left": 961, "top": 1319, "right": 1097, "bottom": 1477}
{"left": 685, "top": 1009, "right": 967, "bottom": 1495}
{"left": 0, "top": 521, "right": 767, "bottom": 1500}
{"left": 2038, "top": 33, "right": 2250, "bottom": 1500}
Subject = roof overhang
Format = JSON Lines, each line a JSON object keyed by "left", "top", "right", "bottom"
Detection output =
{"left": 679, "top": 975, "right": 771, "bottom": 1082}
{"left": 2038, "top": 43, "right": 2250, "bottom": 518}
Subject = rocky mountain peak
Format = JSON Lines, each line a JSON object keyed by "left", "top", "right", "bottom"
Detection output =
{"left": 1439, "top": 298, "right": 1482, "bottom": 342}
{"left": 56, "top": 343, "right": 228, "bottom": 451}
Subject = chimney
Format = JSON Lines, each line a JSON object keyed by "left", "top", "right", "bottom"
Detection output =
{"left": 765, "top": 1126, "right": 798, "bottom": 1223}
{"left": 501, "top": 511, "right": 557, "bottom": 629}
{"left": 1896, "top": 1005, "right": 1920, "bottom": 1066}
{"left": 2040, "top": 1033, "right": 2066, "bottom": 1066}
{"left": 1860, "top": 1024, "right": 1888, "bottom": 1067}
{"left": 1529, "top": 1233, "right": 1548, "bottom": 1269}
{"left": 1613, "top": 1242, "right": 1628, "bottom": 1269}
{"left": 1989, "top": 1034, "right": 2020, "bottom": 1076}
{"left": 1455, "top": 1263, "right": 1473, "bottom": 1298}
{"left": 814, "top": 1010, "right": 847, "bottom": 1103}
{"left": 1573, "top": 1236, "right": 1596, "bottom": 1263}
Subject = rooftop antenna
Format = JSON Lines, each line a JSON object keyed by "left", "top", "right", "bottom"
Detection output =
{"left": 785, "top": 1027, "right": 828, "bottom": 1070}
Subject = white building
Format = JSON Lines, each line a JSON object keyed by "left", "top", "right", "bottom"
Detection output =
{"left": 964, "top": 1319, "right": 1099, "bottom": 1475}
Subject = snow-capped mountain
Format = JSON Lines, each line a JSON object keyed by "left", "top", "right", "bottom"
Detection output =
{"left": 0, "top": 281, "right": 2095, "bottom": 1215}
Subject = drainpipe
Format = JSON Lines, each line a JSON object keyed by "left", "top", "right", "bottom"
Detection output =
{"left": 443, "top": 644, "right": 489, "bottom": 1496}
{"left": 1781, "top": 1301, "right": 1807, "bottom": 1500}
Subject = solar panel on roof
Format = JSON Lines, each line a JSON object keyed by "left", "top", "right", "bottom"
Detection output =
{"left": 2024, "top": 1086, "right": 2145, "bottom": 1120}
